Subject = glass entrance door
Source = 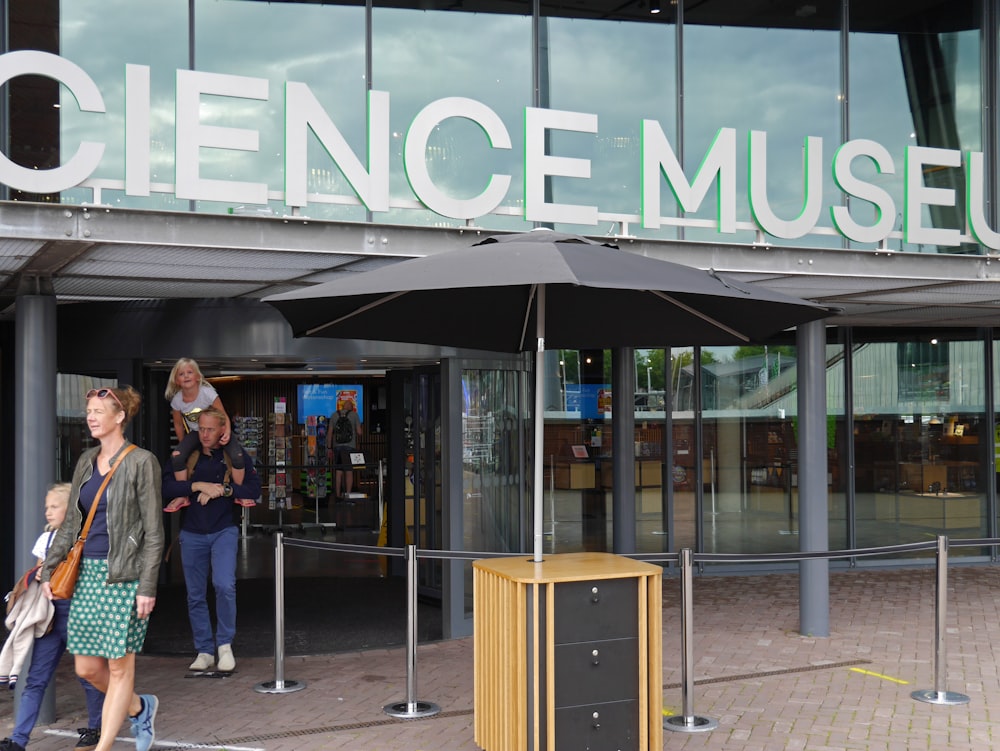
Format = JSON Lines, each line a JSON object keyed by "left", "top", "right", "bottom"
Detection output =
{"left": 402, "top": 367, "right": 443, "bottom": 595}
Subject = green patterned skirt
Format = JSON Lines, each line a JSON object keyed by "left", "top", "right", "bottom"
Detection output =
{"left": 67, "top": 557, "right": 149, "bottom": 658}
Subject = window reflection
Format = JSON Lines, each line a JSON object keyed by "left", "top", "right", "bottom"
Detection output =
{"left": 544, "top": 15, "right": 676, "bottom": 236}
{"left": 463, "top": 368, "right": 522, "bottom": 556}
{"left": 0, "top": 0, "right": 978, "bottom": 255}
{"left": 682, "top": 11, "right": 840, "bottom": 247}
{"left": 59, "top": 0, "right": 188, "bottom": 209}
{"left": 373, "top": 5, "right": 531, "bottom": 230}
{"left": 854, "top": 337, "right": 986, "bottom": 553}
{"left": 192, "top": 0, "right": 368, "bottom": 219}
{"left": 848, "top": 0, "right": 981, "bottom": 253}
{"left": 699, "top": 345, "right": 808, "bottom": 554}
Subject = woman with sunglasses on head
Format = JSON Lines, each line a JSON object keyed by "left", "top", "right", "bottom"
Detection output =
{"left": 39, "top": 385, "right": 164, "bottom": 751}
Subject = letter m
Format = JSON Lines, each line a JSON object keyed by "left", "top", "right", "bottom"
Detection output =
{"left": 642, "top": 124, "right": 735, "bottom": 233}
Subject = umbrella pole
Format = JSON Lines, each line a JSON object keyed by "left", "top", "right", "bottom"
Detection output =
{"left": 533, "top": 285, "right": 546, "bottom": 563}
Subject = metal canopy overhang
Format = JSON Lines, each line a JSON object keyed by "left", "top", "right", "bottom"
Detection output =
{"left": 2, "top": 201, "right": 1000, "bottom": 346}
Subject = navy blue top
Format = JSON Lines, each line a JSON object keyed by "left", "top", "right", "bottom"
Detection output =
{"left": 162, "top": 446, "right": 261, "bottom": 535}
{"left": 80, "top": 464, "right": 110, "bottom": 558}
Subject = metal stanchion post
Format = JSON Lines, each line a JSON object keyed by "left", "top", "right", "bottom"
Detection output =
{"left": 254, "top": 530, "right": 306, "bottom": 694}
{"left": 383, "top": 544, "right": 440, "bottom": 718}
{"left": 665, "top": 548, "right": 718, "bottom": 732}
{"left": 912, "top": 535, "right": 969, "bottom": 705}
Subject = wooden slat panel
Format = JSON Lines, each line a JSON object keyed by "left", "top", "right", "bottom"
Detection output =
{"left": 474, "top": 555, "right": 663, "bottom": 751}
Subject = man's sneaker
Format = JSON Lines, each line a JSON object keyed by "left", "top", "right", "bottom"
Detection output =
{"left": 217, "top": 643, "right": 236, "bottom": 672}
{"left": 74, "top": 727, "right": 101, "bottom": 751}
{"left": 0, "top": 738, "right": 26, "bottom": 751}
{"left": 189, "top": 652, "right": 215, "bottom": 671}
{"left": 129, "top": 694, "right": 158, "bottom": 751}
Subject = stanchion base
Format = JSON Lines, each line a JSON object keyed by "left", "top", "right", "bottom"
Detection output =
{"left": 664, "top": 714, "right": 718, "bottom": 733}
{"left": 254, "top": 679, "right": 307, "bottom": 694}
{"left": 383, "top": 700, "right": 441, "bottom": 719}
{"left": 911, "top": 689, "right": 970, "bottom": 706}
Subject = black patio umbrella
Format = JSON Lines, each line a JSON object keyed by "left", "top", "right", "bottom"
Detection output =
{"left": 265, "top": 229, "right": 832, "bottom": 560}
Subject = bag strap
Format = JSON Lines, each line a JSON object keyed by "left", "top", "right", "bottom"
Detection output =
{"left": 185, "top": 448, "right": 233, "bottom": 481}
{"left": 78, "top": 444, "right": 138, "bottom": 542}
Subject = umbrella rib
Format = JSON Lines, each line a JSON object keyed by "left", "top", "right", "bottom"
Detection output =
{"left": 518, "top": 284, "right": 538, "bottom": 351}
{"left": 304, "top": 291, "right": 410, "bottom": 336}
{"left": 650, "top": 290, "right": 750, "bottom": 342}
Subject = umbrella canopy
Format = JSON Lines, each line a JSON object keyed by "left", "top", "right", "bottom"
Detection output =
{"left": 265, "top": 229, "right": 833, "bottom": 562}
{"left": 266, "top": 230, "right": 831, "bottom": 351}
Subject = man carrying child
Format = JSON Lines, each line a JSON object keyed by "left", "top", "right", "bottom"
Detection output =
{"left": 162, "top": 408, "right": 260, "bottom": 673}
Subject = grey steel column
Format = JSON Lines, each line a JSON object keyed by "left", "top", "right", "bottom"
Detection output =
{"left": 14, "top": 292, "right": 56, "bottom": 573}
{"left": 14, "top": 289, "right": 57, "bottom": 723}
{"left": 612, "top": 347, "right": 636, "bottom": 553}
{"left": 797, "top": 319, "right": 829, "bottom": 637}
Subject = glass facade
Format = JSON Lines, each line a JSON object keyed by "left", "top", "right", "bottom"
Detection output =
{"left": 540, "top": 332, "right": 993, "bottom": 565}
{"left": 848, "top": 0, "right": 983, "bottom": 253}
{"left": 854, "top": 333, "right": 988, "bottom": 558}
{"left": 3, "top": 1, "right": 995, "bottom": 251}
{"left": 5, "top": 1, "right": 1000, "bottom": 572}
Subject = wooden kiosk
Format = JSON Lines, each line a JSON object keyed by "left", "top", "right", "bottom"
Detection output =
{"left": 473, "top": 552, "right": 663, "bottom": 751}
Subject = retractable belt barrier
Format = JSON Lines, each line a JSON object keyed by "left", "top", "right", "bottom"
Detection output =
{"left": 255, "top": 532, "right": 997, "bottom": 726}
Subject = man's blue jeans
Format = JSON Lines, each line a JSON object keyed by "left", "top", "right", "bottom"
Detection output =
{"left": 12, "top": 598, "right": 104, "bottom": 746}
{"left": 179, "top": 526, "right": 238, "bottom": 654}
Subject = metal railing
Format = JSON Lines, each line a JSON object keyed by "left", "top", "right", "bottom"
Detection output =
{"left": 252, "top": 531, "right": 993, "bottom": 727}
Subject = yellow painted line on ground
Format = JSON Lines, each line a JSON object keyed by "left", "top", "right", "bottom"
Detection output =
{"left": 850, "top": 667, "right": 909, "bottom": 685}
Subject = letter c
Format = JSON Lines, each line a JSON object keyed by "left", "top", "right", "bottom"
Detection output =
{"left": 0, "top": 51, "right": 105, "bottom": 194}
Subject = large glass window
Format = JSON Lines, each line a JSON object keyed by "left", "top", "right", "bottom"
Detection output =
{"left": 373, "top": 5, "right": 531, "bottom": 230}
{"left": 2, "top": 0, "right": 990, "bottom": 248}
{"left": 854, "top": 335, "right": 987, "bottom": 554}
{"left": 193, "top": 0, "right": 367, "bottom": 219}
{"left": 58, "top": 0, "right": 189, "bottom": 210}
{"left": 462, "top": 368, "right": 522, "bottom": 554}
{"left": 634, "top": 349, "right": 668, "bottom": 553}
{"left": 541, "top": 349, "right": 611, "bottom": 553}
{"left": 701, "top": 345, "right": 803, "bottom": 554}
{"left": 670, "top": 346, "right": 696, "bottom": 550}
{"left": 849, "top": 0, "right": 982, "bottom": 253}
{"left": 682, "top": 3, "right": 841, "bottom": 247}
{"left": 544, "top": 14, "right": 676, "bottom": 237}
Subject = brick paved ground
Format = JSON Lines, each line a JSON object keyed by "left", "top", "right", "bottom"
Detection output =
{"left": 3, "top": 565, "right": 1000, "bottom": 750}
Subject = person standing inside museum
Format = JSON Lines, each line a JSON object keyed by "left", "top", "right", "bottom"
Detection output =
{"left": 333, "top": 402, "right": 362, "bottom": 499}
{"left": 40, "top": 386, "right": 164, "bottom": 751}
{"left": 162, "top": 408, "right": 261, "bottom": 673}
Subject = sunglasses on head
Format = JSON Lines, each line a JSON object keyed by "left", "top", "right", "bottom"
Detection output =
{"left": 86, "top": 388, "right": 123, "bottom": 410}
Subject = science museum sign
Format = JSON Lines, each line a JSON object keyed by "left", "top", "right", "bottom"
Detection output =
{"left": 1, "top": 50, "right": 996, "bottom": 250}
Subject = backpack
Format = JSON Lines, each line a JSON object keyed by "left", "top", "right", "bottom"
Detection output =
{"left": 186, "top": 448, "right": 233, "bottom": 480}
{"left": 334, "top": 410, "right": 354, "bottom": 444}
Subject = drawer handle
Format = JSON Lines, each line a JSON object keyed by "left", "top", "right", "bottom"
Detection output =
{"left": 591, "top": 648, "right": 600, "bottom": 665}
{"left": 592, "top": 711, "right": 600, "bottom": 729}
{"left": 591, "top": 586, "right": 600, "bottom": 603}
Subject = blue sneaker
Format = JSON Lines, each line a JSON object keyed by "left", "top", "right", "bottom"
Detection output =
{"left": 129, "top": 694, "right": 158, "bottom": 751}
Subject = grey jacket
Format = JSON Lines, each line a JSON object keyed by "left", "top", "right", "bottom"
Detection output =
{"left": 41, "top": 443, "right": 164, "bottom": 598}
